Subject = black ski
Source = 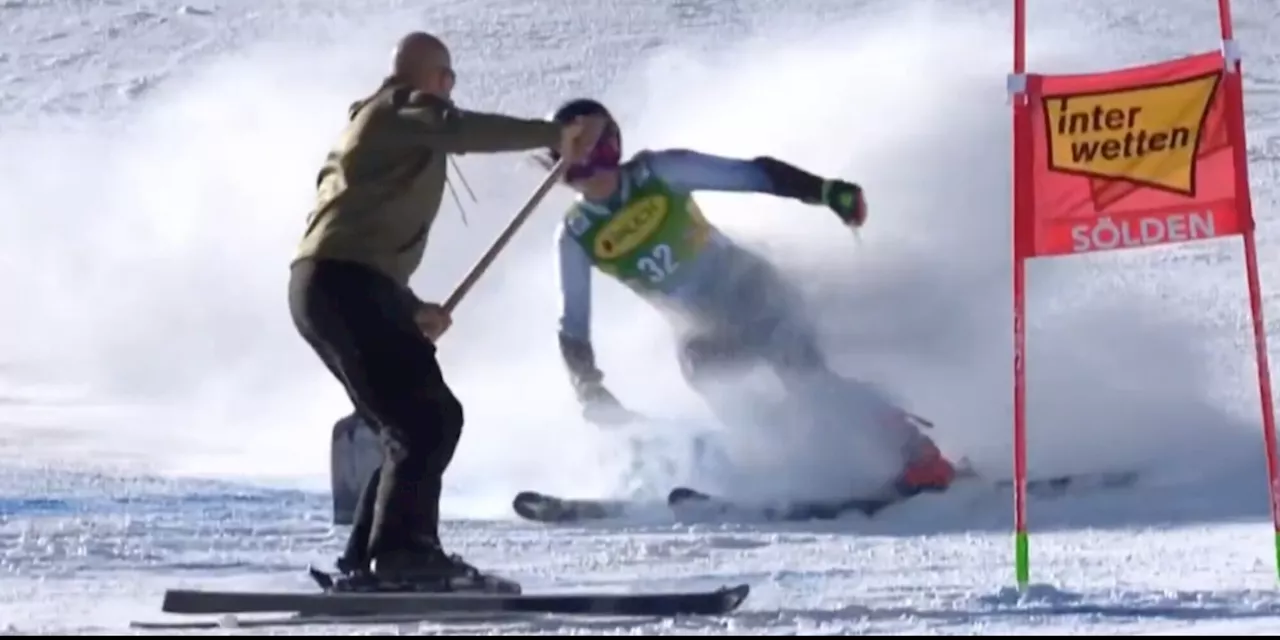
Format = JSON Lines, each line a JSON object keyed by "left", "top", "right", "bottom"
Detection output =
{"left": 667, "top": 486, "right": 900, "bottom": 520}
{"left": 511, "top": 490, "right": 635, "bottom": 523}
{"left": 511, "top": 487, "right": 901, "bottom": 523}
{"left": 667, "top": 470, "right": 1141, "bottom": 522}
{"left": 987, "top": 470, "right": 1140, "bottom": 496}
{"left": 513, "top": 470, "right": 1140, "bottom": 524}
{"left": 129, "top": 611, "right": 521, "bottom": 630}
{"left": 153, "top": 582, "right": 750, "bottom": 618}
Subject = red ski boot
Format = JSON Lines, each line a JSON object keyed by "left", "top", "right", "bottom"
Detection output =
{"left": 889, "top": 414, "right": 957, "bottom": 497}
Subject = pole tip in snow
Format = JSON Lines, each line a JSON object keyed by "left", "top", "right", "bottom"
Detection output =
{"left": 1273, "top": 532, "right": 1280, "bottom": 582}
{"left": 1015, "top": 531, "right": 1030, "bottom": 588}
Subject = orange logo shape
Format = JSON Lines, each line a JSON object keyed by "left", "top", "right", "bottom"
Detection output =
{"left": 1043, "top": 72, "right": 1220, "bottom": 198}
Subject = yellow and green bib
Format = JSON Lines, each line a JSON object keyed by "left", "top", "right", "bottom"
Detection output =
{"left": 565, "top": 165, "right": 715, "bottom": 293}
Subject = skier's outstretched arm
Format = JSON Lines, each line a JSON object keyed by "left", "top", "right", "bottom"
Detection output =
{"left": 642, "top": 149, "right": 867, "bottom": 227}
{"left": 555, "top": 223, "right": 629, "bottom": 425}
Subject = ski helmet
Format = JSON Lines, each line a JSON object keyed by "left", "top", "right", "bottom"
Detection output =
{"left": 548, "top": 98, "right": 622, "bottom": 182}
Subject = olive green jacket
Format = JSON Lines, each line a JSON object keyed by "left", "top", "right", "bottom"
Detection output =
{"left": 295, "top": 78, "right": 563, "bottom": 285}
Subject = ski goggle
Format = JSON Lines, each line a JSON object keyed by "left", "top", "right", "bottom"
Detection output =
{"left": 552, "top": 122, "right": 621, "bottom": 182}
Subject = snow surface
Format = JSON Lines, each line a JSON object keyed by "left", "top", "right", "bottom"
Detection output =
{"left": 4, "top": 0, "right": 1280, "bottom": 634}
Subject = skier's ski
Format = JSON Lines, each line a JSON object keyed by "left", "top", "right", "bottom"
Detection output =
{"left": 513, "top": 470, "right": 1140, "bottom": 525}
{"left": 667, "top": 470, "right": 1141, "bottom": 522}
{"left": 666, "top": 486, "right": 896, "bottom": 520}
{"left": 986, "top": 470, "right": 1140, "bottom": 497}
{"left": 129, "top": 611, "right": 521, "bottom": 630}
{"left": 511, "top": 490, "right": 637, "bottom": 523}
{"left": 157, "top": 582, "right": 750, "bottom": 618}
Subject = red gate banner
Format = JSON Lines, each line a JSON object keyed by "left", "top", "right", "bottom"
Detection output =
{"left": 1024, "top": 51, "right": 1244, "bottom": 257}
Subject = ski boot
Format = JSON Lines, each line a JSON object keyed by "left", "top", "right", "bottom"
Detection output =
{"left": 334, "top": 552, "right": 365, "bottom": 577}
{"left": 890, "top": 414, "right": 957, "bottom": 498}
{"left": 328, "top": 544, "right": 522, "bottom": 595}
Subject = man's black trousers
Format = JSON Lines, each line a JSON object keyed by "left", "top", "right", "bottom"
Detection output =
{"left": 288, "top": 258, "right": 464, "bottom": 567}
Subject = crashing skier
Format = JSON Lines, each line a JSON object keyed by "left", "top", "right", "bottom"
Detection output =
{"left": 540, "top": 98, "right": 958, "bottom": 502}
{"left": 329, "top": 98, "right": 959, "bottom": 528}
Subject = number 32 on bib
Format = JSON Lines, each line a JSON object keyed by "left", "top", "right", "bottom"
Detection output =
{"left": 637, "top": 244, "right": 680, "bottom": 284}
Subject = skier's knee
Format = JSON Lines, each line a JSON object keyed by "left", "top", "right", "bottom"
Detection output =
{"left": 764, "top": 319, "right": 827, "bottom": 372}
{"left": 679, "top": 336, "right": 736, "bottom": 384}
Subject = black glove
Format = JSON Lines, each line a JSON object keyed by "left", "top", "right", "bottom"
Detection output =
{"left": 558, "top": 332, "right": 633, "bottom": 426}
{"left": 578, "top": 381, "right": 633, "bottom": 427}
{"left": 822, "top": 179, "right": 867, "bottom": 228}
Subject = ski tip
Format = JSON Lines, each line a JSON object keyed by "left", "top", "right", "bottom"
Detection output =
{"left": 511, "top": 491, "right": 551, "bottom": 522}
{"left": 512, "top": 490, "right": 550, "bottom": 512}
{"left": 513, "top": 490, "right": 545, "bottom": 504}
{"left": 160, "top": 589, "right": 192, "bottom": 614}
{"left": 306, "top": 564, "right": 336, "bottom": 591}
{"left": 667, "top": 487, "right": 710, "bottom": 506}
{"left": 719, "top": 583, "right": 751, "bottom": 613}
{"left": 512, "top": 490, "right": 590, "bottom": 524}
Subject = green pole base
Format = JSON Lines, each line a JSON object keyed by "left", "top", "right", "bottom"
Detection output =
{"left": 1015, "top": 530, "right": 1029, "bottom": 588}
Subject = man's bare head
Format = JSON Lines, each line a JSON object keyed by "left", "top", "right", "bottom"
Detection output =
{"left": 392, "top": 32, "right": 455, "bottom": 97}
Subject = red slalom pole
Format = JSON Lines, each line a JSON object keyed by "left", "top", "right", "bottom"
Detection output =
{"left": 1216, "top": 0, "right": 1280, "bottom": 580}
{"left": 1010, "top": 0, "right": 1032, "bottom": 588}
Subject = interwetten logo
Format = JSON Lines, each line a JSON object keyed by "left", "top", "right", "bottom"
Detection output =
{"left": 1043, "top": 71, "right": 1220, "bottom": 197}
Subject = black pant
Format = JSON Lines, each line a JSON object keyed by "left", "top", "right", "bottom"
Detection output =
{"left": 288, "top": 258, "right": 464, "bottom": 568}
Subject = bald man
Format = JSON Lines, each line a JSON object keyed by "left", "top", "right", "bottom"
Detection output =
{"left": 289, "top": 32, "right": 589, "bottom": 592}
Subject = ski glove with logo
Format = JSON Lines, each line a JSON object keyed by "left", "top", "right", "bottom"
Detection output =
{"left": 747, "top": 157, "right": 866, "bottom": 230}
{"left": 822, "top": 179, "right": 867, "bottom": 228}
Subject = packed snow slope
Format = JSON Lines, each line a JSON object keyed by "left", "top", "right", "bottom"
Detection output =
{"left": 3, "top": 0, "right": 1280, "bottom": 634}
